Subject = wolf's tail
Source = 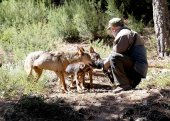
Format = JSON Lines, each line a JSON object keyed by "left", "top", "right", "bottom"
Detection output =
{"left": 24, "top": 51, "right": 45, "bottom": 77}
{"left": 24, "top": 55, "right": 34, "bottom": 76}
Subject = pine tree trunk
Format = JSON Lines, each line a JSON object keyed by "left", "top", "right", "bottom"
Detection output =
{"left": 152, "top": 0, "right": 170, "bottom": 57}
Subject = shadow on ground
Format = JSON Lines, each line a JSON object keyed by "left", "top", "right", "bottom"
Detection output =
{"left": 1, "top": 88, "right": 170, "bottom": 121}
{"left": 118, "top": 88, "right": 170, "bottom": 121}
{"left": 2, "top": 95, "right": 84, "bottom": 121}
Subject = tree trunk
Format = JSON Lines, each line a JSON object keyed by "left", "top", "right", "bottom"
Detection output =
{"left": 152, "top": 0, "right": 170, "bottom": 57}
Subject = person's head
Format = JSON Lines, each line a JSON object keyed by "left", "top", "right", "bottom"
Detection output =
{"left": 107, "top": 17, "right": 124, "bottom": 37}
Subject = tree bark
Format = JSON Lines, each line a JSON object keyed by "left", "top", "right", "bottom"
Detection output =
{"left": 152, "top": 0, "right": 170, "bottom": 57}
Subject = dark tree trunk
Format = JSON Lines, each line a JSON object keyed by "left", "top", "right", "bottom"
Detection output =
{"left": 152, "top": 0, "right": 170, "bottom": 57}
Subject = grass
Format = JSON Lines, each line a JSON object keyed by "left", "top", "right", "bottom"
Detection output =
{"left": 90, "top": 39, "right": 112, "bottom": 58}
{"left": 139, "top": 68, "right": 170, "bottom": 89}
{"left": 0, "top": 61, "right": 57, "bottom": 99}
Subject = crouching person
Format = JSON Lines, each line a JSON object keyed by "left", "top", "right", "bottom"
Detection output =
{"left": 95, "top": 17, "right": 148, "bottom": 93}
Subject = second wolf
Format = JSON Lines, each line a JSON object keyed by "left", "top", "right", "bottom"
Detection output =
{"left": 65, "top": 47, "right": 101, "bottom": 91}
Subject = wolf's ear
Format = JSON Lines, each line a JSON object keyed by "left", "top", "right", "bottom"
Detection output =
{"left": 77, "top": 46, "right": 84, "bottom": 55}
{"left": 90, "top": 46, "right": 95, "bottom": 53}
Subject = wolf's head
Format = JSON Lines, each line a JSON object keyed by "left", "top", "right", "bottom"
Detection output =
{"left": 77, "top": 46, "right": 93, "bottom": 66}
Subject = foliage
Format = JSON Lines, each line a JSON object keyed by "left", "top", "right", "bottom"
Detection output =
{"left": 48, "top": 2, "right": 79, "bottom": 42}
{"left": 106, "top": 0, "right": 144, "bottom": 33}
{"left": 0, "top": 0, "right": 48, "bottom": 27}
{"left": 106, "top": 0, "right": 122, "bottom": 18}
{"left": 90, "top": 39, "right": 112, "bottom": 58}
{"left": 145, "top": 35, "right": 157, "bottom": 58}
{"left": 126, "top": 15, "right": 144, "bottom": 33}
{"left": 0, "top": 63, "right": 46, "bottom": 99}
{"left": 110, "top": 0, "right": 153, "bottom": 25}
{"left": 139, "top": 68, "right": 170, "bottom": 89}
{"left": 48, "top": 0, "right": 107, "bottom": 41}
{"left": 73, "top": 0, "right": 107, "bottom": 40}
{"left": 0, "top": 23, "right": 56, "bottom": 62}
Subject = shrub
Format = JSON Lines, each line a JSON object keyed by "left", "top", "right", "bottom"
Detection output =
{"left": 0, "top": 0, "right": 48, "bottom": 28}
{"left": 106, "top": 0, "right": 144, "bottom": 33}
{"left": 48, "top": 2, "right": 79, "bottom": 42}
{"left": 106, "top": 0, "right": 122, "bottom": 18}
{"left": 126, "top": 15, "right": 144, "bottom": 33}
{"left": 0, "top": 23, "right": 56, "bottom": 62}
{"left": 73, "top": 0, "right": 107, "bottom": 40}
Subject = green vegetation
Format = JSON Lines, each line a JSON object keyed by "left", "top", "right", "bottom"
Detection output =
{"left": 140, "top": 68, "right": 170, "bottom": 89}
{"left": 0, "top": 0, "right": 169, "bottom": 99}
{"left": 0, "top": 63, "right": 46, "bottom": 99}
{"left": 90, "top": 40, "right": 112, "bottom": 58}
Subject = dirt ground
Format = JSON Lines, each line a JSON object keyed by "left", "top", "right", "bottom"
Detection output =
{"left": 0, "top": 71, "right": 170, "bottom": 121}
{"left": 0, "top": 44, "right": 170, "bottom": 121}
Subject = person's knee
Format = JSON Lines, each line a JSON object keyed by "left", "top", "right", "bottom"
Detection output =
{"left": 109, "top": 52, "right": 122, "bottom": 61}
{"left": 104, "top": 52, "right": 122, "bottom": 71}
{"left": 109, "top": 53, "right": 122, "bottom": 67}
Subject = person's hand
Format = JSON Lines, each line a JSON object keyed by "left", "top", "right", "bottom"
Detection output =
{"left": 103, "top": 67, "right": 114, "bottom": 83}
{"left": 89, "top": 60, "right": 103, "bottom": 69}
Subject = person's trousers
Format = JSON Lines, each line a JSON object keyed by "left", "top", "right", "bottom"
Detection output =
{"left": 106, "top": 52, "right": 141, "bottom": 88}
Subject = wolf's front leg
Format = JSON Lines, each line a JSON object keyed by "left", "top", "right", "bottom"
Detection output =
{"left": 79, "top": 73, "right": 86, "bottom": 90}
{"left": 88, "top": 70, "right": 93, "bottom": 89}
{"left": 74, "top": 73, "right": 82, "bottom": 93}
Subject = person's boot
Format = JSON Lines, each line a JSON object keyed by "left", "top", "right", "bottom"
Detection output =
{"left": 112, "top": 84, "right": 132, "bottom": 93}
{"left": 131, "top": 79, "right": 141, "bottom": 89}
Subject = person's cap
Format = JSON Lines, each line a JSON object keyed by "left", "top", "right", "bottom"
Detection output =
{"left": 107, "top": 17, "right": 124, "bottom": 29}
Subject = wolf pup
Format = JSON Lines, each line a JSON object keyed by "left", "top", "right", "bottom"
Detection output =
{"left": 65, "top": 47, "right": 102, "bottom": 91}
